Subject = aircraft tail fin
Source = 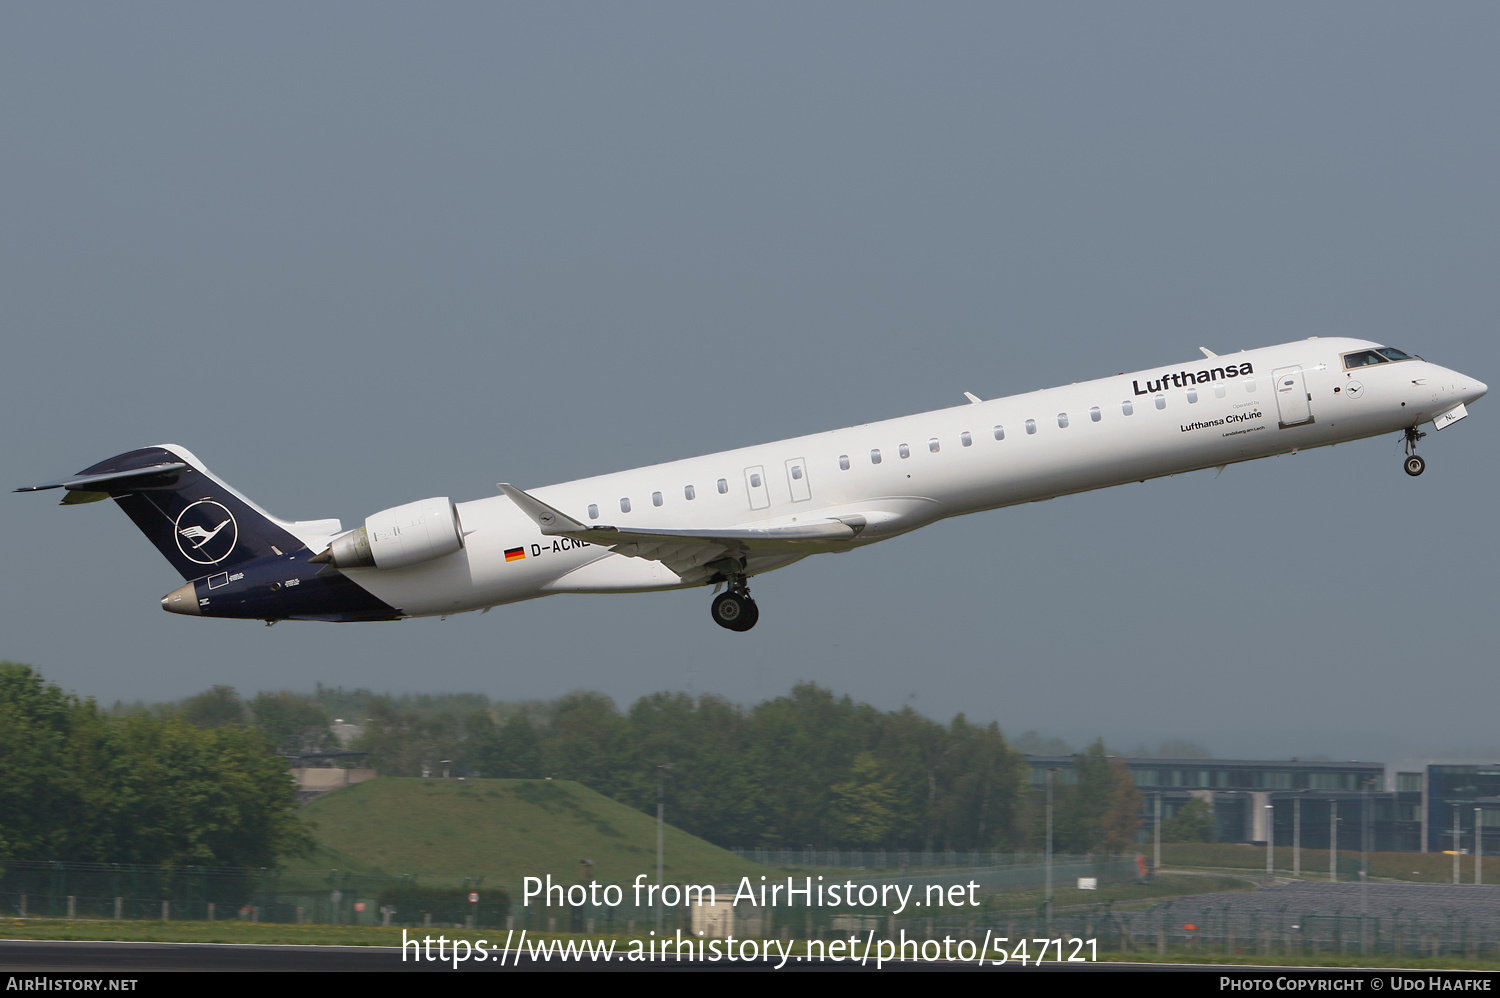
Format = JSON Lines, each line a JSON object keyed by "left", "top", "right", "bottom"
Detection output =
{"left": 17, "top": 445, "right": 334, "bottom": 581}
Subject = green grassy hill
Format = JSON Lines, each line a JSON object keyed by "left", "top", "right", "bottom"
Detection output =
{"left": 296, "top": 778, "right": 765, "bottom": 887}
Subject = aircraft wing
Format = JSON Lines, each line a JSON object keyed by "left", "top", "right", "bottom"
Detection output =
{"left": 498, "top": 483, "right": 864, "bottom": 580}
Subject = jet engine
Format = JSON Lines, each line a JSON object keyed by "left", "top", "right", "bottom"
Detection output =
{"left": 314, "top": 497, "right": 465, "bottom": 570}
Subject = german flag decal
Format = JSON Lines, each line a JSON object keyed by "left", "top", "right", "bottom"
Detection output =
{"left": 505, "top": 547, "right": 525, "bottom": 563}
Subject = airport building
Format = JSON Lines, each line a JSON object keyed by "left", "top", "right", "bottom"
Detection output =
{"left": 1389, "top": 760, "right": 1500, "bottom": 854}
{"left": 1026, "top": 755, "right": 1500, "bottom": 854}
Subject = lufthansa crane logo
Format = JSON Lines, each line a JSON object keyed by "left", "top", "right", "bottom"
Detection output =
{"left": 174, "top": 499, "right": 238, "bottom": 565}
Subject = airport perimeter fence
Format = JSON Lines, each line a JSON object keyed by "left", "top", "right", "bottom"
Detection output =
{"left": 729, "top": 847, "right": 1106, "bottom": 870}
{"left": 1, "top": 856, "right": 1137, "bottom": 936}
{"left": 732, "top": 846, "right": 1140, "bottom": 870}
{"left": 0, "top": 860, "right": 509, "bottom": 929}
{"left": 497, "top": 857, "right": 1147, "bottom": 935}
{"left": 917, "top": 883, "right": 1500, "bottom": 962}
{"left": 862, "top": 909, "right": 1500, "bottom": 963}
{"left": 22, "top": 856, "right": 1494, "bottom": 959}
{"left": 498, "top": 869, "right": 1500, "bottom": 960}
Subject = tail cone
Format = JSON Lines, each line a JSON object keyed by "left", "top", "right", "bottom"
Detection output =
{"left": 162, "top": 582, "right": 200, "bottom": 615}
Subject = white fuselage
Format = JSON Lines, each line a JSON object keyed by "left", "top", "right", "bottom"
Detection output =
{"left": 338, "top": 337, "right": 1484, "bottom": 618}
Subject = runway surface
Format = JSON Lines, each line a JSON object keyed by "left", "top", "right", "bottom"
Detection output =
{"left": 0, "top": 938, "right": 1430, "bottom": 973}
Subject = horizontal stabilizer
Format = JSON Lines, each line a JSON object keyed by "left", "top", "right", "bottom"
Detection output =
{"left": 59, "top": 490, "right": 110, "bottom": 505}
{"left": 15, "top": 462, "right": 187, "bottom": 495}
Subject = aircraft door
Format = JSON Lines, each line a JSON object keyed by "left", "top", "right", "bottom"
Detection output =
{"left": 1272, "top": 366, "right": 1313, "bottom": 427}
{"left": 785, "top": 457, "right": 811, "bottom": 502}
{"left": 744, "top": 466, "right": 770, "bottom": 510}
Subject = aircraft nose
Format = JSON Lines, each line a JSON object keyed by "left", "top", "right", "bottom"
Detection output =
{"left": 1467, "top": 378, "right": 1487, "bottom": 403}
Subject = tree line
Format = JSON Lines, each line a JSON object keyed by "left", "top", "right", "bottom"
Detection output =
{"left": 124, "top": 680, "right": 1154, "bottom": 855}
{"left": 0, "top": 663, "right": 307, "bottom": 868}
{"left": 4, "top": 664, "right": 1169, "bottom": 866}
{"left": 353, "top": 683, "right": 1145, "bottom": 855}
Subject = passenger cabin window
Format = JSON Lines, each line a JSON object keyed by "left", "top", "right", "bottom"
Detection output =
{"left": 684, "top": 485, "right": 696, "bottom": 500}
{"left": 1154, "top": 396, "right": 1166, "bottom": 410}
{"left": 1025, "top": 419, "right": 1036, "bottom": 434}
{"left": 1186, "top": 389, "right": 1198, "bottom": 403}
{"left": 899, "top": 443, "right": 910, "bottom": 459}
{"left": 928, "top": 438, "right": 940, "bottom": 453}
{"left": 961, "top": 431, "right": 972, "bottom": 447}
{"left": 652, "top": 491, "right": 663, "bottom": 507}
{"left": 620, "top": 498, "right": 631, "bottom": 513}
{"left": 1245, "top": 379, "right": 1256, "bottom": 393}
{"left": 871, "top": 449, "right": 882, "bottom": 464}
{"left": 717, "top": 479, "right": 728, "bottom": 494}
{"left": 1121, "top": 401, "right": 1133, "bottom": 415}
{"left": 1214, "top": 385, "right": 1226, "bottom": 399}
{"left": 1056, "top": 413, "right": 1069, "bottom": 428}
{"left": 588, "top": 504, "right": 599, "bottom": 520}
{"left": 839, "top": 454, "right": 850, "bottom": 470}
{"left": 993, "top": 425, "right": 1005, "bottom": 440}
{"left": 1090, "top": 406, "right": 1101, "bottom": 422}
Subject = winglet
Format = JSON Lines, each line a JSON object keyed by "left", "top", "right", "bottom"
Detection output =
{"left": 1199, "top": 347, "right": 1218, "bottom": 359}
{"left": 964, "top": 392, "right": 982, "bottom": 404}
{"left": 497, "top": 483, "right": 587, "bottom": 535}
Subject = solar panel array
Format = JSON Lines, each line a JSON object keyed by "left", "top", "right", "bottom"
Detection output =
{"left": 1145, "top": 881, "right": 1500, "bottom": 927}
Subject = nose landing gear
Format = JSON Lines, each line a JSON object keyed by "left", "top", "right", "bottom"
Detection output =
{"left": 710, "top": 579, "right": 759, "bottom": 631}
{"left": 1403, "top": 426, "right": 1426, "bottom": 477}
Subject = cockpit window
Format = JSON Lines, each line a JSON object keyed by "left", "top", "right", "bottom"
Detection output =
{"left": 1376, "top": 347, "right": 1414, "bottom": 362}
{"left": 1343, "top": 350, "right": 1388, "bottom": 369}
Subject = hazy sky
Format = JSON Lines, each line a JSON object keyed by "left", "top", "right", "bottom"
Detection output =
{"left": 4, "top": 4, "right": 1496, "bottom": 762}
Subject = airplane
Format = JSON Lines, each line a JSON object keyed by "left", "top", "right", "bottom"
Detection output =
{"left": 17, "top": 337, "right": 1486, "bottom": 631}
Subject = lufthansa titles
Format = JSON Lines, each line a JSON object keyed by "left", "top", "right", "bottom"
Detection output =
{"left": 1181, "top": 410, "right": 1264, "bottom": 434}
{"left": 1135, "top": 362, "right": 1254, "bottom": 396}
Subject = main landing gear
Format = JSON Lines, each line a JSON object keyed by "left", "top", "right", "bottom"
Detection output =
{"left": 710, "top": 579, "right": 760, "bottom": 632}
{"left": 1404, "top": 426, "right": 1426, "bottom": 477}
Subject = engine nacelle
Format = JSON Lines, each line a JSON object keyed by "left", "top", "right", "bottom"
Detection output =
{"left": 321, "top": 497, "right": 465, "bottom": 570}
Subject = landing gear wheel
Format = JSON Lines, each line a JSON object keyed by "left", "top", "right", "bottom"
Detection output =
{"left": 1402, "top": 425, "right": 1427, "bottom": 477}
{"left": 739, "top": 597, "right": 760, "bottom": 630}
{"left": 711, "top": 592, "right": 759, "bottom": 631}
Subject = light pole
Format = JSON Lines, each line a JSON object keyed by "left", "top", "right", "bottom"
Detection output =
{"left": 1045, "top": 768, "right": 1059, "bottom": 933}
{"left": 1293, "top": 795, "right": 1302, "bottom": 879}
{"left": 1329, "top": 800, "right": 1338, "bottom": 883}
{"left": 1477, "top": 807, "right": 1484, "bottom": 886}
{"left": 1265, "top": 804, "right": 1275, "bottom": 884}
{"left": 1361, "top": 780, "right": 1371, "bottom": 954}
{"left": 656, "top": 763, "right": 672, "bottom": 933}
{"left": 1153, "top": 793, "right": 1162, "bottom": 876}
{"left": 1454, "top": 804, "right": 1461, "bottom": 885}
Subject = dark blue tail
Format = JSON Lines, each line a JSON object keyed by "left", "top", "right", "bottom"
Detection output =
{"left": 19, "top": 445, "right": 317, "bottom": 581}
